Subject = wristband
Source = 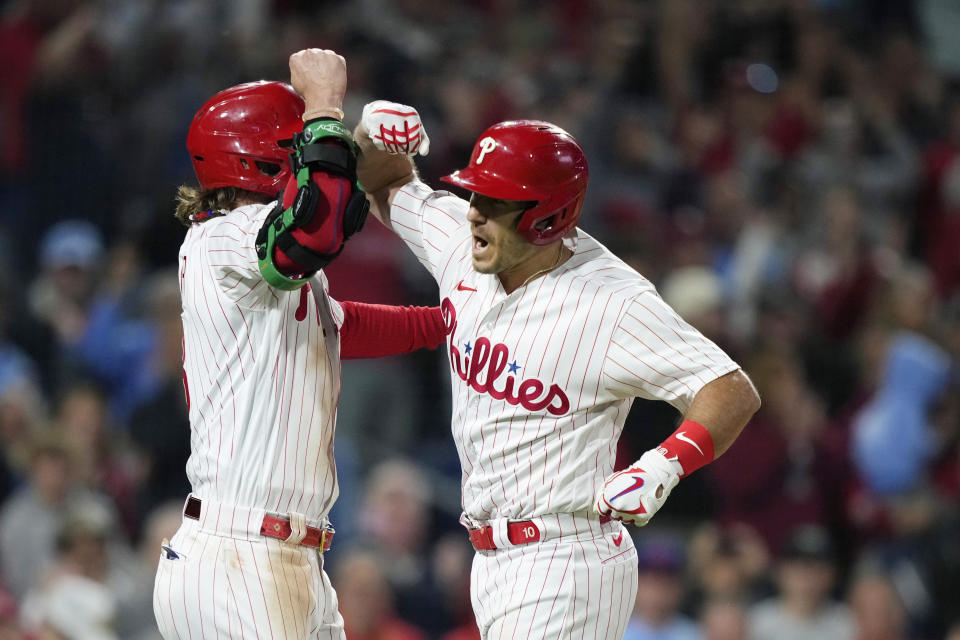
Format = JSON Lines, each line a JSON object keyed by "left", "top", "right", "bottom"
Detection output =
{"left": 303, "top": 107, "right": 344, "bottom": 121}
{"left": 297, "top": 119, "right": 357, "bottom": 156}
{"left": 656, "top": 420, "right": 715, "bottom": 477}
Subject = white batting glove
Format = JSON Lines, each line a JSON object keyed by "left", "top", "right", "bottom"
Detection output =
{"left": 595, "top": 449, "right": 682, "bottom": 527}
{"left": 361, "top": 100, "right": 430, "bottom": 156}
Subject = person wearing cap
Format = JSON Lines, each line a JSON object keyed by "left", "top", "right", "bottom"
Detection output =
{"left": 28, "top": 219, "right": 104, "bottom": 346}
{"left": 749, "top": 525, "right": 855, "bottom": 640}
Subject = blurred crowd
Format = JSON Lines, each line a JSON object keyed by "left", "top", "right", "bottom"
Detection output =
{"left": 0, "top": 0, "right": 958, "bottom": 638}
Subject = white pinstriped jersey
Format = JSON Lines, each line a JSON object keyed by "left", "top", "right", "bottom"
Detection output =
{"left": 390, "top": 180, "right": 739, "bottom": 521}
{"left": 177, "top": 203, "right": 343, "bottom": 522}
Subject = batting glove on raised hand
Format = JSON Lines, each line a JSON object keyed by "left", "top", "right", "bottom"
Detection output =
{"left": 595, "top": 449, "right": 682, "bottom": 527}
{"left": 361, "top": 100, "right": 430, "bottom": 156}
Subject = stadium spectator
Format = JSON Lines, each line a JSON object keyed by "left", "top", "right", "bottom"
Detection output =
{"left": 624, "top": 538, "right": 701, "bottom": 640}
{"left": 749, "top": 525, "right": 855, "bottom": 640}
{"left": 332, "top": 549, "right": 427, "bottom": 640}
{"left": 0, "top": 435, "right": 117, "bottom": 599}
{"left": 700, "top": 597, "right": 749, "bottom": 640}
{"left": 847, "top": 570, "right": 914, "bottom": 640}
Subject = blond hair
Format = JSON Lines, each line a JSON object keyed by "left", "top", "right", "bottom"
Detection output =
{"left": 174, "top": 185, "right": 273, "bottom": 227}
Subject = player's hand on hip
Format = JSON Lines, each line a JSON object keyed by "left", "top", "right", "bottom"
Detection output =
{"left": 289, "top": 49, "right": 347, "bottom": 114}
{"left": 361, "top": 100, "right": 430, "bottom": 156}
{"left": 595, "top": 449, "right": 682, "bottom": 527}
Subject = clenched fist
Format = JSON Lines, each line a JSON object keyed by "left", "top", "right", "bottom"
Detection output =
{"left": 595, "top": 449, "right": 682, "bottom": 527}
{"left": 289, "top": 49, "right": 347, "bottom": 115}
{"left": 361, "top": 100, "right": 430, "bottom": 156}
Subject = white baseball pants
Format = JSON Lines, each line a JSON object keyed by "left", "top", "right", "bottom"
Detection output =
{"left": 469, "top": 513, "right": 638, "bottom": 639}
{"left": 153, "top": 499, "right": 345, "bottom": 639}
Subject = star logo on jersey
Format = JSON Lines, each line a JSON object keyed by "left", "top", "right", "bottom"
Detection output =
{"left": 508, "top": 360, "right": 521, "bottom": 374}
{"left": 464, "top": 341, "right": 472, "bottom": 354}
{"left": 456, "top": 280, "right": 477, "bottom": 292}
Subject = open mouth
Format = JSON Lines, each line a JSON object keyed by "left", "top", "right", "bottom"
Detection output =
{"left": 474, "top": 236, "right": 489, "bottom": 250}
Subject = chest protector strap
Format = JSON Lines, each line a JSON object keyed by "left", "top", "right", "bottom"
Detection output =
{"left": 256, "top": 119, "right": 370, "bottom": 290}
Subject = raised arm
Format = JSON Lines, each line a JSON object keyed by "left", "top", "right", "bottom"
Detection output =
{"left": 353, "top": 101, "right": 430, "bottom": 227}
{"left": 258, "top": 49, "right": 370, "bottom": 289}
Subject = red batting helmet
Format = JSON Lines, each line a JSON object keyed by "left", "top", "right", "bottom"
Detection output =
{"left": 441, "top": 120, "right": 588, "bottom": 245}
{"left": 187, "top": 81, "right": 304, "bottom": 196}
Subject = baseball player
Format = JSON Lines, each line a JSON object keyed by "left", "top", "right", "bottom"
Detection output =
{"left": 153, "top": 51, "right": 446, "bottom": 639}
{"left": 353, "top": 102, "right": 761, "bottom": 639}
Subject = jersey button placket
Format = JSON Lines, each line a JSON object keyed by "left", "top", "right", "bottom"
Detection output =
{"left": 480, "top": 306, "right": 500, "bottom": 331}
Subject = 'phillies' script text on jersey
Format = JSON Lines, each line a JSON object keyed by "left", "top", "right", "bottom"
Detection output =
{"left": 441, "top": 298, "right": 570, "bottom": 416}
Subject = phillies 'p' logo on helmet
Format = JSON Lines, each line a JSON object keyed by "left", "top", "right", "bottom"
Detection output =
{"left": 441, "top": 120, "right": 589, "bottom": 245}
{"left": 186, "top": 81, "right": 305, "bottom": 196}
{"left": 475, "top": 137, "right": 498, "bottom": 164}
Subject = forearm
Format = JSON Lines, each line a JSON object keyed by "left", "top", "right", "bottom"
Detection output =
{"left": 354, "top": 122, "right": 418, "bottom": 225}
{"left": 339, "top": 301, "right": 447, "bottom": 359}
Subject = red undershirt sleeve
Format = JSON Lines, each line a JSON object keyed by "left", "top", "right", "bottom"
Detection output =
{"left": 339, "top": 301, "right": 448, "bottom": 359}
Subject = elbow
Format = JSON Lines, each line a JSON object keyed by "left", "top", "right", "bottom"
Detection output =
{"left": 722, "top": 369, "right": 761, "bottom": 422}
{"left": 740, "top": 371, "right": 762, "bottom": 419}
{"left": 748, "top": 386, "right": 762, "bottom": 417}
